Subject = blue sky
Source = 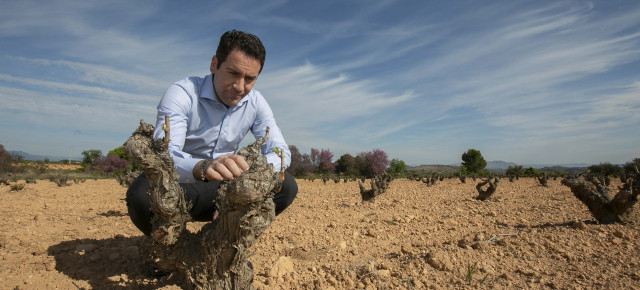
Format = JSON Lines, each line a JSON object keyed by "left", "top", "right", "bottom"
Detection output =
{"left": 1, "top": 0, "right": 639, "bottom": 166}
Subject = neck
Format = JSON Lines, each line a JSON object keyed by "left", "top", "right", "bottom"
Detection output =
{"left": 212, "top": 74, "right": 229, "bottom": 108}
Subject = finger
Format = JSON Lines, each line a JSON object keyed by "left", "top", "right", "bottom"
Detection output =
{"left": 229, "top": 155, "right": 250, "bottom": 171}
{"left": 221, "top": 157, "right": 245, "bottom": 178}
{"left": 204, "top": 166, "right": 224, "bottom": 181}
{"left": 213, "top": 162, "right": 234, "bottom": 180}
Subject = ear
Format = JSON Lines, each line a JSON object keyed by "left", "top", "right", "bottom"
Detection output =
{"left": 210, "top": 55, "right": 218, "bottom": 74}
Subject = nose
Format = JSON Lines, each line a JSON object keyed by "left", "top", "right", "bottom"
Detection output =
{"left": 233, "top": 78, "right": 244, "bottom": 92}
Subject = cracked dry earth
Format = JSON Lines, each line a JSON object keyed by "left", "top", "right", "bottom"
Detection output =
{"left": 1, "top": 177, "right": 639, "bottom": 289}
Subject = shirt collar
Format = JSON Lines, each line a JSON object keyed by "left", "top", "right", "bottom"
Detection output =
{"left": 203, "top": 74, "right": 250, "bottom": 108}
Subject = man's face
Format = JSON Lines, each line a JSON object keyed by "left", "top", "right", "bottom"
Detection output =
{"left": 210, "top": 49, "right": 261, "bottom": 107}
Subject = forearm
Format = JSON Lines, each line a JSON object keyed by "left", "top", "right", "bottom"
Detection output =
{"left": 154, "top": 84, "right": 198, "bottom": 182}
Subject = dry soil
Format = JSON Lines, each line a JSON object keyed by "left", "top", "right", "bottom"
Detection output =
{"left": 1, "top": 176, "right": 639, "bottom": 289}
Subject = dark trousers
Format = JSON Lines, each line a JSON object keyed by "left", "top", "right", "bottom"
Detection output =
{"left": 126, "top": 172, "right": 298, "bottom": 235}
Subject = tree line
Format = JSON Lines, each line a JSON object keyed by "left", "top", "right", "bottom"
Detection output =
{"left": 285, "top": 146, "right": 406, "bottom": 178}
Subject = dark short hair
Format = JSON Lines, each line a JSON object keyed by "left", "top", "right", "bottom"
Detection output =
{"left": 216, "top": 30, "right": 266, "bottom": 73}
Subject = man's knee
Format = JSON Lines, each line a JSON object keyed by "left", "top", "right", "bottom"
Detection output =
{"left": 274, "top": 172, "right": 298, "bottom": 215}
{"left": 126, "top": 174, "right": 152, "bottom": 235}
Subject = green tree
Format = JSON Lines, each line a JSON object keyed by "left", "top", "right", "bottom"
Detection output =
{"left": 523, "top": 167, "right": 539, "bottom": 177}
{"left": 588, "top": 162, "right": 622, "bottom": 177}
{"left": 335, "top": 154, "right": 357, "bottom": 176}
{"left": 387, "top": 158, "right": 406, "bottom": 177}
{"left": 505, "top": 165, "right": 524, "bottom": 177}
{"left": 461, "top": 149, "right": 486, "bottom": 174}
{"left": 81, "top": 149, "right": 103, "bottom": 166}
{"left": 108, "top": 146, "right": 127, "bottom": 159}
{"left": 0, "top": 144, "right": 13, "bottom": 173}
{"left": 623, "top": 158, "right": 640, "bottom": 176}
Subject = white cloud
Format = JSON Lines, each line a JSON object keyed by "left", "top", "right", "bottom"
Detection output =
{"left": 0, "top": 85, "right": 155, "bottom": 133}
{"left": 259, "top": 62, "right": 416, "bottom": 127}
{"left": 0, "top": 73, "right": 158, "bottom": 105}
{"left": 11, "top": 56, "right": 168, "bottom": 92}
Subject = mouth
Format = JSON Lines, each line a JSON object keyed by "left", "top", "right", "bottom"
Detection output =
{"left": 231, "top": 93, "right": 244, "bottom": 100}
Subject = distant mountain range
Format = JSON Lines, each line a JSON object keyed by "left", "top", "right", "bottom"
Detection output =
{"left": 8, "top": 150, "right": 82, "bottom": 162}
{"left": 485, "top": 160, "right": 591, "bottom": 169}
{"left": 407, "top": 160, "right": 592, "bottom": 174}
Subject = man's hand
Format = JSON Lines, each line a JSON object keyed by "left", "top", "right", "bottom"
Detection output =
{"left": 199, "top": 154, "right": 249, "bottom": 181}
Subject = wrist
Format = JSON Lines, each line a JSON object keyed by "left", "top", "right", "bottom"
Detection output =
{"left": 200, "top": 159, "right": 210, "bottom": 182}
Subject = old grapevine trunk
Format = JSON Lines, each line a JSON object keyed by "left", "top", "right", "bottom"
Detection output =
{"left": 359, "top": 173, "right": 392, "bottom": 202}
{"left": 475, "top": 177, "right": 499, "bottom": 201}
{"left": 123, "top": 120, "right": 281, "bottom": 289}
{"left": 561, "top": 173, "right": 639, "bottom": 224}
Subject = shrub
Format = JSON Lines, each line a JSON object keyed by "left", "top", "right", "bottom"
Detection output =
{"left": 10, "top": 183, "right": 25, "bottom": 191}
{"left": 588, "top": 162, "right": 622, "bottom": 177}
{"left": 356, "top": 149, "right": 389, "bottom": 178}
{"left": 623, "top": 158, "right": 640, "bottom": 176}
{"left": 92, "top": 155, "right": 129, "bottom": 176}
{"left": 523, "top": 167, "right": 539, "bottom": 177}
{"left": 505, "top": 165, "right": 524, "bottom": 177}
{"left": 286, "top": 145, "right": 313, "bottom": 178}
{"left": 0, "top": 145, "right": 11, "bottom": 173}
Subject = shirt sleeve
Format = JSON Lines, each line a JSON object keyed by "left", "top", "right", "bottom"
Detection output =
{"left": 251, "top": 94, "right": 291, "bottom": 172}
{"left": 153, "top": 84, "right": 201, "bottom": 182}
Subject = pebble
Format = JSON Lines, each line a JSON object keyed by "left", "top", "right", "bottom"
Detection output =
{"left": 365, "top": 229, "right": 377, "bottom": 238}
{"left": 45, "top": 261, "right": 56, "bottom": 271}
{"left": 427, "top": 251, "right": 453, "bottom": 272}
{"left": 377, "top": 269, "right": 391, "bottom": 277}
{"left": 269, "top": 256, "right": 295, "bottom": 278}
{"left": 401, "top": 244, "right": 413, "bottom": 254}
{"left": 75, "top": 243, "right": 98, "bottom": 253}
{"left": 613, "top": 230, "right": 626, "bottom": 239}
{"left": 413, "top": 278, "right": 424, "bottom": 288}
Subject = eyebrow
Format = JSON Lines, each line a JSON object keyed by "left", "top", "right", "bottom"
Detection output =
{"left": 227, "top": 67, "right": 258, "bottom": 80}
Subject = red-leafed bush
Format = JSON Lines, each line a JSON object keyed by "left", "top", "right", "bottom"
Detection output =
{"left": 92, "top": 155, "right": 129, "bottom": 175}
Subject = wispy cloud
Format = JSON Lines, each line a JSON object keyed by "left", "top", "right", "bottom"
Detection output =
{"left": 10, "top": 56, "right": 167, "bottom": 92}
{"left": 259, "top": 62, "right": 417, "bottom": 127}
{"left": 0, "top": 0, "right": 638, "bottom": 165}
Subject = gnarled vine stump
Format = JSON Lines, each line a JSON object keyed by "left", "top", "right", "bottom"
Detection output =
{"left": 561, "top": 170, "right": 639, "bottom": 224}
{"left": 475, "top": 177, "right": 499, "bottom": 201}
{"left": 459, "top": 175, "right": 466, "bottom": 184}
{"left": 123, "top": 120, "right": 281, "bottom": 289}
{"left": 359, "top": 172, "right": 392, "bottom": 202}
{"left": 537, "top": 173, "right": 549, "bottom": 187}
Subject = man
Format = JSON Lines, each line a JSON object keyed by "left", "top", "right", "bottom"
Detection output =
{"left": 126, "top": 30, "right": 298, "bottom": 237}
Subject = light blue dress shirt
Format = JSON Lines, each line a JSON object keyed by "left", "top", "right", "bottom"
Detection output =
{"left": 153, "top": 74, "right": 291, "bottom": 182}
